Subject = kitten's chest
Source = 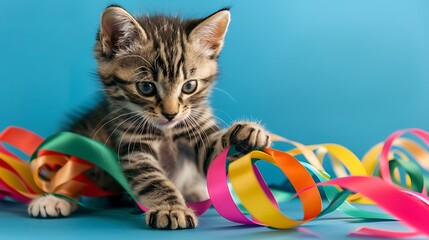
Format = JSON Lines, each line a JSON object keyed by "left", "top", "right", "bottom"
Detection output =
{"left": 159, "top": 138, "right": 177, "bottom": 170}
{"left": 158, "top": 136, "right": 195, "bottom": 176}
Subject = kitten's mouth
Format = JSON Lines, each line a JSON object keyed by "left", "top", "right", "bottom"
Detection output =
{"left": 156, "top": 118, "right": 182, "bottom": 129}
{"left": 161, "top": 120, "right": 177, "bottom": 126}
{"left": 155, "top": 112, "right": 189, "bottom": 129}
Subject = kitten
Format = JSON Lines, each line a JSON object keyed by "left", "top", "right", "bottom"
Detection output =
{"left": 28, "top": 5, "right": 271, "bottom": 229}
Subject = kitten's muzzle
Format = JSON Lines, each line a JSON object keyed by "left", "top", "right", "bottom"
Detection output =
{"left": 162, "top": 112, "right": 178, "bottom": 121}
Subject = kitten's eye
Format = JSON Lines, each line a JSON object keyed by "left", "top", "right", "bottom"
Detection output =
{"left": 137, "top": 82, "right": 156, "bottom": 96}
{"left": 182, "top": 80, "right": 198, "bottom": 94}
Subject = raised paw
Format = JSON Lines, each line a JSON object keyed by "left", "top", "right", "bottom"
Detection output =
{"left": 28, "top": 195, "right": 78, "bottom": 218}
{"left": 222, "top": 121, "right": 271, "bottom": 153}
{"left": 145, "top": 205, "right": 198, "bottom": 230}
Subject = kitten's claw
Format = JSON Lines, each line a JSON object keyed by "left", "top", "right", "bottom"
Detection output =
{"left": 145, "top": 205, "right": 198, "bottom": 229}
{"left": 222, "top": 121, "right": 271, "bottom": 153}
{"left": 28, "top": 195, "right": 78, "bottom": 218}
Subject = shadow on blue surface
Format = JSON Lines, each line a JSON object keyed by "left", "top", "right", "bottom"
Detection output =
{"left": 0, "top": 200, "right": 424, "bottom": 240}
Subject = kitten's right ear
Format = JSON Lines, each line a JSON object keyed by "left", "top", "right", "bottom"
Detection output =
{"left": 188, "top": 9, "right": 231, "bottom": 57}
{"left": 99, "top": 5, "right": 147, "bottom": 56}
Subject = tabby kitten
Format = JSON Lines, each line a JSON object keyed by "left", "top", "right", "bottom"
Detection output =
{"left": 28, "top": 5, "right": 271, "bottom": 229}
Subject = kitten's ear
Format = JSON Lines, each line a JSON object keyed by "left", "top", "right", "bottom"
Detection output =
{"left": 189, "top": 9, "right": 231, "bottom": 57}
{"left": 99, "top": 5, "right": 147, "bottom": 56}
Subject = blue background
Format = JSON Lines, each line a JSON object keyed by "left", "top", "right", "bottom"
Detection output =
{"left": 1, "top": 0, "right": 429, "bottom": 159}
{"left": 0, "top": 1, "right": 428, "bottom": 239}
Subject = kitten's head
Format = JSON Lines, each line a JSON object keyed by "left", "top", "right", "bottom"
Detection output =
{"left": 94, "top": 5, "right": 230, "bottom": 129}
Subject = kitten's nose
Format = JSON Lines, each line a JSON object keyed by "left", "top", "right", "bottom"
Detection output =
{"left": 162, "top": 112, "right": 178, "bottom": 121}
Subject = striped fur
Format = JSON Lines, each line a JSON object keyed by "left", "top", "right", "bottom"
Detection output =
{"left": 28, "top": 5, "right": 271, "bottom": 229}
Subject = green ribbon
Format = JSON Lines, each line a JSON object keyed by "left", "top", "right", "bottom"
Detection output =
{"left": 389, "top": 159, "right": 425, "bottom": 193}
{"left": 30, "top": 132, "right": 138, "bottom": 204}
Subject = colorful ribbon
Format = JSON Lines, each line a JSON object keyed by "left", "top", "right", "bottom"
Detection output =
{"left": 0, "top": 127, "right": 45, "bottom": 202}
{"left": 0, "top": 126, "right": 428, "bottom": 238}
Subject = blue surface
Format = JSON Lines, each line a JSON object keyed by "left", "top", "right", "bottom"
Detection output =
{"left": 0, "top": 199, "right": 422, "bottom": 240}
{"left": 1, "top": 1, "right": 429, "bottom": 239}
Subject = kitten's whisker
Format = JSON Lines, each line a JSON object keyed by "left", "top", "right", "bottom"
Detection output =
{"left": 188, "top": 114, "right": 213, "bottom": 172}
{"left": 135, "top": 118, "right": 150, "bottom": 175}
{"left": 192, "top": 115, "right": 212, "bottom": 142}
{"left": 92, "top": 109, "right": 136, "bottom": 141}
{"left": 183, "top": 118, "right": 193, "bottom": 141}
{"left": 89, "top": 107, "right": 124, "bottom": 154}
{"left": 191, "top": 111, "right": 221, "bottom": 136}
{"left": 118, "top": 114, "right": 144, "bottom": 161}
{"left": 213, "top": 87, "right": 236, "bottom": 103}
{"left": 104, "top": 112, "right": 141, "bottom": 147}
{"left": 187, "top": 115, "right": 209, "bottom": 155}
{"left": 130, "top": 117, "right": 148, "bottom": 162}
{"left": 190, "top": 108, "right": 229, "bottom": 128}
{"left": 127, "top": 117, "right": 146, "bottom": 173}
{"left": 211, "top": 108, "right": 234, "bottom": 123}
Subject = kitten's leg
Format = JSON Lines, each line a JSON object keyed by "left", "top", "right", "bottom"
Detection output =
{"left": 221, "top": 121, "right": 272, "bottom": 153}
{"left": 121, "top": 149, "right": 197, "bottom": 229}
{"left": 182, "top": 182, "right": 208, "bottom": 202}
{"left": 202, "top": 121, "right": 272, "bottom": 173}
{"left": 28, "top": 195, "right": 78, "bottom": 218}
{"left": 172, "top": 161, "right": 209, "bottom": 202}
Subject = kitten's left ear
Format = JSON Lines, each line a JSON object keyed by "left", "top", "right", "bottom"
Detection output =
{"left": 99, "top": 5, "right": 147, "bottom": 56}
{"left": 189, "top": 9, "right": 231, "bottom": 57}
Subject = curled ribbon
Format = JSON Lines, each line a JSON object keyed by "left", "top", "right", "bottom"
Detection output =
{"left": 206, "top": 129, "right": 429, "bottom": 237}
{"left": 0, "top": 126, "right": 428, "bottom": 238}
{"left": 0, "top": 127, "right": 44, "bottom": 202}
{"left": 0, "top": 126, "right": 123, "bottom": 203}
{"left": 0, "top": 127, "right": 211, "bottom": 214}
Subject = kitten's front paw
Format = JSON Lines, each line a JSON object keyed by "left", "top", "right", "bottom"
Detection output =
{"left": 28, "top": 195, "right": 78, "bottom": 218}
{"left": 145, "top": 205, "right": 198, "bottom": 230}
{"left": 222, "top": 121, "right": 271, "bottom": 153}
